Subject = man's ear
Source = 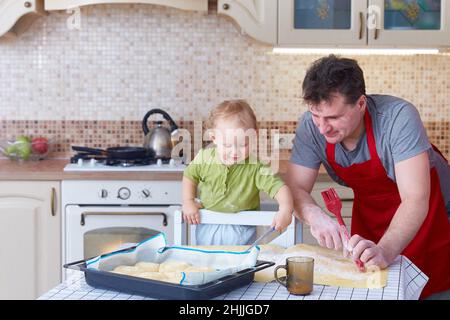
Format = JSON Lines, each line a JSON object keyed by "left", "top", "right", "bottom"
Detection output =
{"left": 357, "top": 95, "right": 367, "bottom": 112}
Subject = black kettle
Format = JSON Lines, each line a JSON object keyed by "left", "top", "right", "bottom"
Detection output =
{"left": 142, "top": 109, "right": 179, "bottom": 160}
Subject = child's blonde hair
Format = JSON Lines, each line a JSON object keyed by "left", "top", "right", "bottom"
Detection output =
{"left": 207, "top": 99, "right": 258, "bottom": 130}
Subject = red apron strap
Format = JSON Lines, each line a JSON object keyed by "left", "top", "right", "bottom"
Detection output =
{"left": 326, "top": 138, "right": 336, "bottom": 164}
{"left": 363, "top": 110, "right": 379, "bottom": 161}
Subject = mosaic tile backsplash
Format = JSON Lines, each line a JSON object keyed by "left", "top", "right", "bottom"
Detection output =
{"left": 0, "top": 3, "right": 448, "bottom": 158}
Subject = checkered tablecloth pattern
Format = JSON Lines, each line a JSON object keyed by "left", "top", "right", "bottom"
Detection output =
{"left": 38, "top": 256, "right": 427, "bottom": 300}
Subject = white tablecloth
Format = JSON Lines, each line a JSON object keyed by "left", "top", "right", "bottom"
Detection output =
{"left": 38, "top": 256, "right": 427, "bottom": 300}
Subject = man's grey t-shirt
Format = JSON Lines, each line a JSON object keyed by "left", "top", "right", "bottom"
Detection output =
{"left": 290, "top": 94, "right": 450, "bottom": 209}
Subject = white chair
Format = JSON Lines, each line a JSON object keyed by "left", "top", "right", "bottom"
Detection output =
{"left": 173, "top": 208, "right": 296, "bottom": 248}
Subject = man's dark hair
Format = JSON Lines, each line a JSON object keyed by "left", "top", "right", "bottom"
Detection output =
{"left": 302, "top": 55, "right": 366, "bottom": 105}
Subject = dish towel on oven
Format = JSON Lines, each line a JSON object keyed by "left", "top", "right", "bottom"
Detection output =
{"left": 85, "top": 232, "right": 259, "bottom": 286}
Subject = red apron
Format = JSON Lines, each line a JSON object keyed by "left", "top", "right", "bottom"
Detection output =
{"left": 326, "top": 110, "right": 450, "bottom": 299}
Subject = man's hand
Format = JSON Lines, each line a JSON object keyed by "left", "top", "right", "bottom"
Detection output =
{"left": 272, "top": 208, "right": 293, "bottom": 232}
{"left": 306, "top": 205, "right": 343, "bottom": 251}
{"left": 182, "top": 200, "right": 202, "bottom": 225}
{"left": 347, "top": 234, "right": 396, "bottom": 269}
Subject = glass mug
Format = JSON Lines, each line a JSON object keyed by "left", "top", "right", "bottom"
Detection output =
{"left": 274, "top": 256, "right": 314, "bottom": 295}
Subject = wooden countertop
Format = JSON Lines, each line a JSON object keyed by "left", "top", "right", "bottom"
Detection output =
{"left": 0, "top": 159, "right": 332, "bottom": 182}
{"left": 0, "top": 159, "right": 183, "bottom": 181}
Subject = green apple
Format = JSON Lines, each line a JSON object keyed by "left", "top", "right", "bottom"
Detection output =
{"left": 4, "top": 144, "right": 18, "bottom": 156}
{"left": 15, "top": 140, "right": 32, "bottom": 160}
{"left": 17, "top": 135, "right": 31, "bottom": 143}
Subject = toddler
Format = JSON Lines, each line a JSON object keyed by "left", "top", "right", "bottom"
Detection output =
{"left": 182, "top": 100, "right": 294, "bottom": 245}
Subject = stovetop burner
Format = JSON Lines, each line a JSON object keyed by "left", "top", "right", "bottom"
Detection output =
{"left": 105, "top": 157, "right": 170, "bottom": 167}
{"left": 70, "top": 148, "right": 172, "bottom": 167}
{"left": 70, "top": 153, "right": 107, "bottom": 163}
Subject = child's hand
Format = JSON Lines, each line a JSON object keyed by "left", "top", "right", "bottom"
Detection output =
{"left": 182, "top": 200, "right": 203, "bottom": 225}
{"left": 271, "top": 209, "right": 293, "bottom": 232}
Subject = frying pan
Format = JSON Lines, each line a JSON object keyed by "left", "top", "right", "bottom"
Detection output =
{"left": 72, "top": 146, "right": 154, "bottom": 160}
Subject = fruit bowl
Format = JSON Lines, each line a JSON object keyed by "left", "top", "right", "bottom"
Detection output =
{"left": 0, "top": 136, "right": 52, "bottom": 161}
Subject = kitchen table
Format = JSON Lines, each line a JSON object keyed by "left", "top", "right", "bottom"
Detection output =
{"left": 38, "top": 256, "right": 427, "bottom": 300}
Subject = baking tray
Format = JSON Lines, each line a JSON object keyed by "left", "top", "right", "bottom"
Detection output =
{"left": 64, "top": 249, "right": 275, "bottom": 300}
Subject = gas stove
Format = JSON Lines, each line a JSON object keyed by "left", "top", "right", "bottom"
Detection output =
{"left": 64, "top": 158, "right": 186, "bottom": 172}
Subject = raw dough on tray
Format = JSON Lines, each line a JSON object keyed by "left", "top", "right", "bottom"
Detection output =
{"left": 135, "top": 261, "right": 160, "bottom": 272}
{"left": 112, "top": 265, "right": 141, "bottom": 276}
{"left": 137, "top": 271, "right": 168, "bottom": 281}
{"left": 158, "top": 260, "right": 192, "bottom": 272}
{"left": 110, "top": 260, "right": 215, "bottom": 284}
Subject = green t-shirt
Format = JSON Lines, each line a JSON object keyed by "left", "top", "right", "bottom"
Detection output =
{"left": 183, "top": 147, "right": 285, "bottom": 213}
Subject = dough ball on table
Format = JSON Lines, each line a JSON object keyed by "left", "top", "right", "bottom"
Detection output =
{"left": 159, "top": 260, "right": 192, "bottom": 272}
{"left": 136, "top": 272, "right": 168, "bottom": 281}
{"left": 112, "top": 265, "right": 141, "bottom": 276}
{"left": 134, "top": 261, "right": 160, "bottom": 272}
{"left": 184, "top": 266, "right": 214, "bottom": 273}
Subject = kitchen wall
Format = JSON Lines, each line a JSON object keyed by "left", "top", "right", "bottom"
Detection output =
{"left": 0, "top": 3, "right": 449, "bottom": 159}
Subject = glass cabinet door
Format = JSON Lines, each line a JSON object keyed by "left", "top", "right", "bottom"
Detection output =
{"left": 279, "top": 0, "right": 368, "bottom": 46}
{"left": 294, "top": 0, "right": 352, "bottom": 30}
{"left": 384, "top": 0, "right": 441, "bottom": 30}
{"left": 369, "top": 0, "right": 450, "bottom": 46}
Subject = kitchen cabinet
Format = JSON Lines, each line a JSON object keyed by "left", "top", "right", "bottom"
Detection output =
{"left": 279, "top": 0, "right": 450, "bottom": 47}
{"left": 0, "top": 181, "right": 61, "bottom": 300}
{"left": 302, "top": 181, "right": 354, "bottom": 246}
{"left": 0, "top": 0, "right": 46, "bottom": 38}
{"left": 368, "top": 0, "right": 450, "bottom": 47}
{"left": 45, "top": 0, "right": 208, "bottom": 11}
{"left": 218, "top": 0, "right": 278, "bottom": 44}
{"left": 279, "top": 0, "right": 367, "bottom": 46}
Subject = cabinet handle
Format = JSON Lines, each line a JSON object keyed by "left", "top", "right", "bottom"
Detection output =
{"left": 222, "top": 3, "right": 230, "bottom": 10}
{"left": 80, "top": 211, "right": 168, "bottom": 226}
{"left": 374, "top": 10, "right": 379, "bottom": 40}
{"left": 359, "top": 12, "right": 364, "bottom": 39}
{"left": 51, "top": 187, "right": 56, "bottom": 216}
{"left": 24, "top": 2, "right": 32, "bottom": 8}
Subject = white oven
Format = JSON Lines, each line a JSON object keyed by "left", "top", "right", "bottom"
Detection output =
{"left": 61, "top": 179, "right": 185, "bottom": 279}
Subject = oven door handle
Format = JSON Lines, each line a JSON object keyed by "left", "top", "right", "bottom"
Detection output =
{"left": 80, "top": 211, "right": 168, "bottom": 226}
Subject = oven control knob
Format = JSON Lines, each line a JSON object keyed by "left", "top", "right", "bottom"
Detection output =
{"left": 117, "top": 187, "right": 131, "bottom": 200}
{"left": 141, "top": 189, "right": 151, "bottom": 198}
{"left": 100, "top": 189, "right": 108, "bottom": 198}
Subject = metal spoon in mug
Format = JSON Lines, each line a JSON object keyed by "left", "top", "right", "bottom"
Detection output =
{"left": 247, "top": 226, "right": 276, "bottom": 251}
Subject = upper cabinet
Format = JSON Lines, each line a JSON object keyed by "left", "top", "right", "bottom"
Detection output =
{"left": 223, "top": 0, "right": 450, "bottom": 47}
{"left": 368, "top": 0, "right": 450, "bottom": 46}
{"left": 218, "top": 0, "right": 278, "bottom": 44}
{"left": 0, "top": 0, "right": 46, "bottom": 38}
{"left": 279, "top": 0, "right": 367, "bottom": 46}
{"left": 45, "top": 0, "right": 208, "bottom": 11}
{"left": 279, "top": 0, "right": 450, "bottom": 47}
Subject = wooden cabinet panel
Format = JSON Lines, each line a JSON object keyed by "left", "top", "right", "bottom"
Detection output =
{"left": 0, "top": 181, "right": 61, "bottom": 300}
{"left": 218, "top": 0, "right": 277, "bottom": 44}
{"left": 0, "top": 0, "right": 45, "bottom": 38}
{"left": 45, "top": 0, "right": 208, "bottom": 11}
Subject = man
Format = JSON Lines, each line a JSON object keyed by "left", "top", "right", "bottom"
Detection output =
{"left": 286, "top": 55, "right": 449, "bottom": 299}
